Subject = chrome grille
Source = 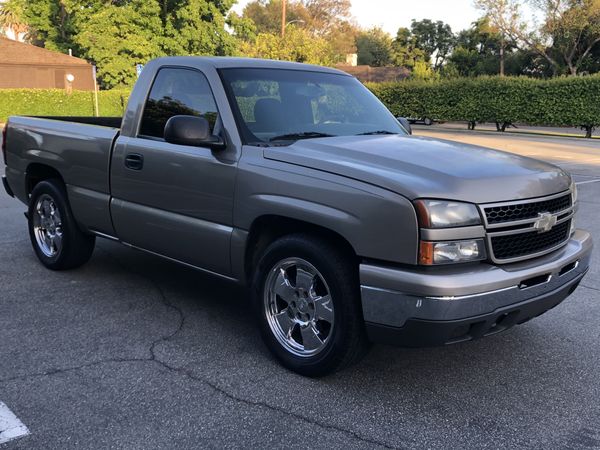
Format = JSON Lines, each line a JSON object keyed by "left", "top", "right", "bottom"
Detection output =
{"left": 481, "top": 191, "right": 574, "bottom": 264}
{"left": 491, "top": 220, "right": 571, "bottom": 260}
{"left": 484, "top": 194, "right": 572, "bottom": 225}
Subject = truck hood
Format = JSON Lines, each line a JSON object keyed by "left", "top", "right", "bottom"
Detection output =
{"left": 263, "top": 134, "right": 571, "bottom": 203}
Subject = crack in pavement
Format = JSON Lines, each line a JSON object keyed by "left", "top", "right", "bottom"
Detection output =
{"left": 152, "top": 359, "right": 401, "bottom": 450}
{"left": 581, "top": 284, "right": 600, "bottom": 293}
{"left": 0, "top": 357, "right": 400, "bottom": 449}
{"left": 1, "top": 246, "right": 400, "bottom": 449}
{"left": 0, "top": 358, "right": 150, "bottom": 385}
{"left": 96, "top": 247, "right": 186, "bottom": 361}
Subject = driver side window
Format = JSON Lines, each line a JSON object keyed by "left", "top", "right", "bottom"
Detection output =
{"left": 139, "top": 68, "right": 218, "bottom": 139}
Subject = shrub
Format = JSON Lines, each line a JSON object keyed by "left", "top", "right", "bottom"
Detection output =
{"left": 0, "top": 89, "right": 131, "bottom": 122}
{"left": 367, "top": 75, "right": 600, "bottom": 137}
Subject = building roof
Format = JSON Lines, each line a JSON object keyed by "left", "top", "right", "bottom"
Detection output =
{"left": 0, "top": 37, "right": 90, "bottom": 66}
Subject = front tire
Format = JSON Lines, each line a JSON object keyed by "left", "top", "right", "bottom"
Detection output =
{"left": 28, "top": 179, "right": 95, "bottom": 270}
{"left": 251, "top": 234, "right": 369, "bottom": 376}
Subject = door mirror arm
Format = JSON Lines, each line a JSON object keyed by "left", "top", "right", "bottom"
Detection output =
{"left": 396, "top": 117, "right": 412, "bottom": 135}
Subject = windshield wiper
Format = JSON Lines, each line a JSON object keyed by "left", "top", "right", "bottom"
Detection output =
{"left": 269, "top": 132, "right": 336, "bottom": 142}
{"left": 356, "top": 130, "right": 399, "bottom": 136}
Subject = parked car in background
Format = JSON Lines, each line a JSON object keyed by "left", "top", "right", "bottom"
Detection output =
{"left": 408, "top": 116, "right": 434, "bottom": 126}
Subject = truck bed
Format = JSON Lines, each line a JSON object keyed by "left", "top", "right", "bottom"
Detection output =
{"left": 4, "top": 116, "right": 121, "bottom": 235}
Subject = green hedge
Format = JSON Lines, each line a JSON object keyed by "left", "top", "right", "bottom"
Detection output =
{"left": 0, "top": 89, "right": 130, "bottom": 122}
{"left": 4, "top": 76, "right": 600, "bottom": 137}
{"left": 367, "top": 75, "right": 600, "bottom": 136}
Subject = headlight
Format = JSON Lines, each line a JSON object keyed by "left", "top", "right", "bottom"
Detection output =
{"left": 419, "top": 239, "right": 487, "bottom": 265}
{"left": 415, "top": 199, "right": 485, "bottom": 265}
{"left": 414, "top": 199, "right": 481, "bottom": 228}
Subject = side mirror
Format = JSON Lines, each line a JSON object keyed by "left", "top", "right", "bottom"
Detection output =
{"left": 397, "top": 117, "right": 412, "bottom": 135}
{"left": 164, "top": 115, "right": 225, "bottom": 149}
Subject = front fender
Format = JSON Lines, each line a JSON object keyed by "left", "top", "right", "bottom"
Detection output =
{"left": 234, "top": 152, "right": 419, "bottom": 265}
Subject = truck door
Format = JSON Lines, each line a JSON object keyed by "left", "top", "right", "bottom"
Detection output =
{"left": 110, "top": 67, "right": 236, "bottom": 276}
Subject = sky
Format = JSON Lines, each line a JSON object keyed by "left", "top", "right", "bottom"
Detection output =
{"left": 231, "top": 0, "right": 483, "bottom": 35}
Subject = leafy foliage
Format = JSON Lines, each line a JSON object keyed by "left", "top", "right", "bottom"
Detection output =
{"left": 392, "top": 27, "right": 428, "bottom": 69}
{"left": 0, "top": 89, "right": 130, "bottom": 122}
{"left": 12, "top": 0, "right": 238, "bottom": 88}
{"left": 239, "top": 0, "right": 357, "bottom": 61}
{"left": 75, "top": 0, "right": 164, "bottom": 88}
{"left": 0, "top": 0, "right": 28, "bottom": 37}
{"left": 242, "top": 0, "right": 310, "bottom": 35}
{"left": 409, "top": 19, "right": 454, "bottom": 70}
{"left": 475, "top": 0, "right": 600, "bottom": 75}
{"left": 368, "top": 75, "right": 600, "bottom": 135}
{"left": 238, "top": 26, "right": 334, "bottom": 65}
{"left": 356, "top": 28, "right": 394, "bottom": 67}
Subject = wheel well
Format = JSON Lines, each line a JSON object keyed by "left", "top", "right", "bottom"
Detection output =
{"left": 26, "top": 163, "right": 64, "bottom": 195}
{"left": 244, "top": 215, "right": 358, "bottom": 282}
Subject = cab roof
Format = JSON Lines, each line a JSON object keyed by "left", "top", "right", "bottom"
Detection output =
{"left": 151, "top": 56, "right": 352, "bottom": 76}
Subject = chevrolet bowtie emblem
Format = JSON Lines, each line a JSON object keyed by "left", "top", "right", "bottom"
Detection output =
{"left": 533, "top": 212, "right": 557, "bottom": 233}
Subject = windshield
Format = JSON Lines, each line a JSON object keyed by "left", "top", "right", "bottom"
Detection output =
{"left": 219, "top": 68, "right": 406, "bottom": 145}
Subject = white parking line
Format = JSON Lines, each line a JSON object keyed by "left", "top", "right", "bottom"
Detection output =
{"left": 0, "top": 402, "right": 29, "bottom": 444}
{"left": 575, "top": 179, "right": 600, "bottom": 185}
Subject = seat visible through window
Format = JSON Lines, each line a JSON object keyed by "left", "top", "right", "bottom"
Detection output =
{"left": 139, "top": 68, "right": 219, "bottom": 139}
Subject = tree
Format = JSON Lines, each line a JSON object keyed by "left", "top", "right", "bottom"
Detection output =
{"left": 240, "top": 0, "right": 357, "bottom": 61}
{"left": 448, "top": 18, "right": 508, "bottom": 76}
{"left": 20, "top": 0, "right": 79, "bottom": 52}
{"left": 75, "top": 0, "right": 164, "bottom": 88}
{"left": 356, "top": 27, "right": 393, "bottom": 66}
{"left": 304, "top": 0, "right": 352, "bottom": 35}
{"left": 411, "top": 60, "right": 439, "bottom": 81}
{"left": 228, "top": 11, "right": 258, "bottom": 42}
{"left": 476, "top": 0, "right": 600, "bottom": 75}
{"left": 444, "top": 17, "right": 554, "bottom": 78}
{"left": 544, "top": 0, "right": 600, "bottom": 75}
{"left": 326, "top": 20, "right": 359, "bottom": 57}
{"left": 242, "top": 0, "right": 311, "bottom": 35}
{"left": 15, "top": 0, "right": 239, "bottom": 88}
{"left": 161, "top": 0, "right": 238, "bottom": 57}
{"left": 0, "top": 0, "right": 28, "bottom": 39}
{"left": 239, "top": 26, "right": 334, "bottom": 65}
{"left": 409, "top": 19, "right": 455, "bottom": 70}
{"left": 392, "top": 27, "right": 428, "bottom": 68}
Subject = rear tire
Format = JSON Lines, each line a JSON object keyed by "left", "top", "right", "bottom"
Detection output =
{"left": 28, "top": 179, "right": 95, "bottom": 270}
{"left": 423, "top": 117, "right": 433, "bottom": 126}
{"left": 251, "top": 234, "right": 370, "bottom": 377}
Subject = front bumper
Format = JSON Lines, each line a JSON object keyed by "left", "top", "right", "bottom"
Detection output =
{"left": 361, "top": 229, "right": 593, "bottom": 346}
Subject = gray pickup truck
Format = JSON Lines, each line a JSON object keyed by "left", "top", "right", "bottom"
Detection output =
{"left": 2, "top": 57, "right": 592, "bottom": 376}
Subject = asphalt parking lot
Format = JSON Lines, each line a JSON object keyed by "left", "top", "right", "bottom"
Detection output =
{"left": 1, "top": 129, "right": 599, "bottom": 449}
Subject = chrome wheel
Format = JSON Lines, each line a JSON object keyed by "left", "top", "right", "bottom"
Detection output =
{"left": 32, "top": 194, "right": 63, "bottom": 258}
{"left": 264, "top": 257, "right": 335, "bottom": 357}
